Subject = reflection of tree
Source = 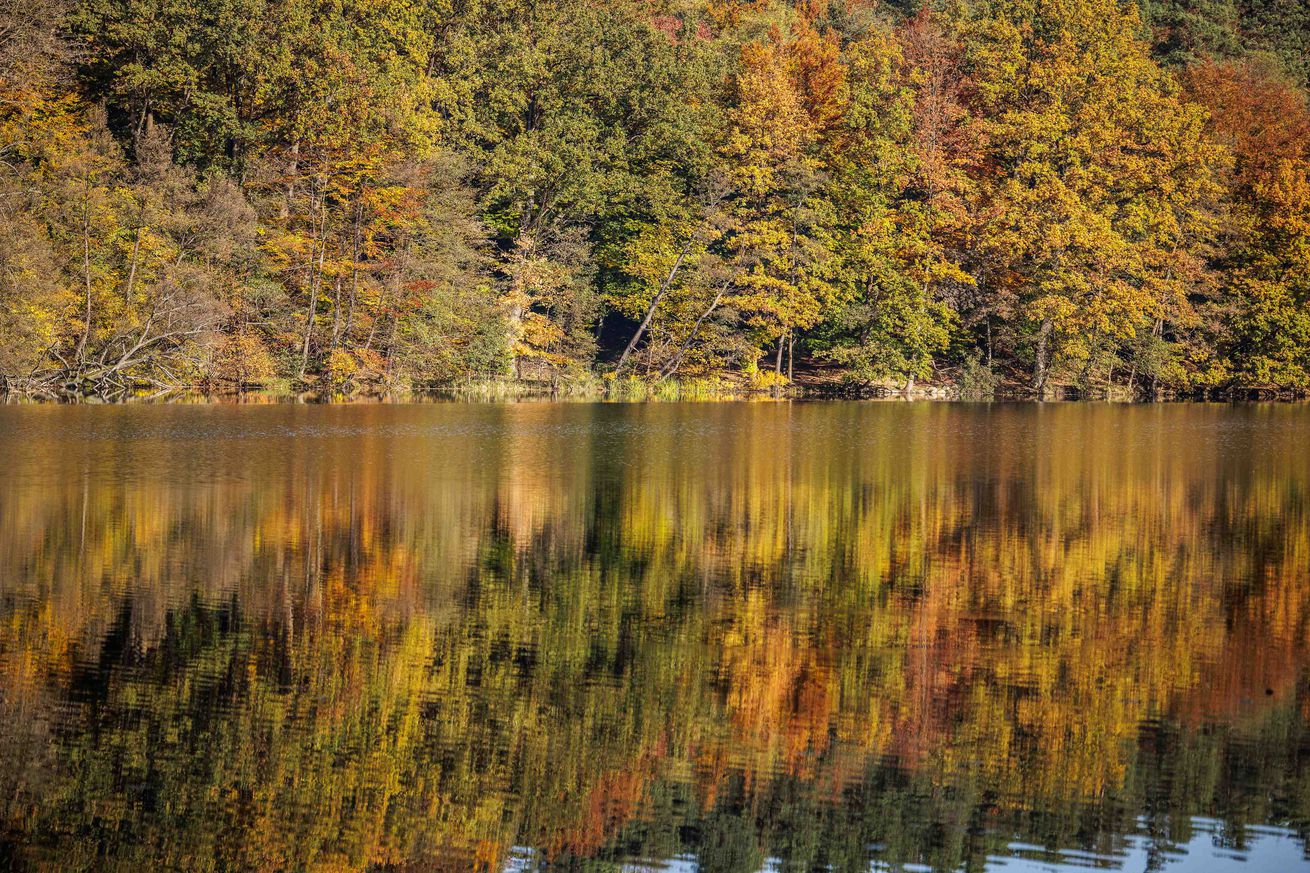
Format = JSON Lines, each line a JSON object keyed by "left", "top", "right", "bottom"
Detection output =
{"left": 0, "top": 404, "right": 1307, "bottom": 871}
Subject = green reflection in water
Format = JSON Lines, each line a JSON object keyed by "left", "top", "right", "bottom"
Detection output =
{"left": 0, "top": 402, "right": 1308, "bottom": 872}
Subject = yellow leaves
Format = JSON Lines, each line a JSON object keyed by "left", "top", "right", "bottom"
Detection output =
{"left": 619, "top": 219, "right": 711, "bottom": 319}
{"left": 921, "top": 256, "right": 973, "bottom": 289}
{"left": 514, "top": 311, "right": 569, "bottom": 366}
{"left": 0, "top": 66, "right": 107, "bottom": 185}
{"left": 1259, "top": 159, "right": 1310, "bottom": 243}
{"left": 211, "top": 331, "right": 276, "bottom": 385}
{"left": 726, "top": 39, "right": 813, "bottom": 195}
{"left": 717, "top": 27, "right": 851, "bottom": 362}
{"left": 962, "top": 0, "right": 1225, "bottom": 384}
{"left": 1027, "top": 293, "right": 1077, "bottom": 326}
{"left": 739, "top": 366, "right": 788, "bottom": 391}
{"left": 506, "top": 255, "right": 577, "bottom": 332}
{"left": 0, "top": 207, "right": 76, "bottom": 373}
{"left": 261, "top": 226, "right": 317, "bottom": 275}
{"left": 322, "top": 348, "right": 360, "bottom": 389}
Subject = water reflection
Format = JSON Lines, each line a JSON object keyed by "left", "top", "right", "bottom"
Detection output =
{"left": 0, "top": 402, "right": 1307, "bottom": 872}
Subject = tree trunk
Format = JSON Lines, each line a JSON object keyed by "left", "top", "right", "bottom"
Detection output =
{"left": 135, "top": 101, "right": 153, "bottom": 143}
{"left": 283, "top": 140, "right": 300, "bottom": 219}
{"left": 342, "top": 203, "right": 362, "bottom": 343}
{"left": 329, "top": 276, "right": 343, "bottom": 350}
{"left": 384, "top": 315, "right": 399, "bottom": 380}
{"left": 124, "top": 207, "right": 144, "bottom": 305}
{"left": 298, "top": 197, "right": 328, "bottom": 380}
{"left": 1031, "top": 318, "right": 1053, "bottom": 395}
{"left": 1077, "top": 341, "right": 1098, "bottom": 392}
{"left": 298, "top": 273, "right": 319, "bottom": 380}
{"left": 364, "top": 270, "right": 395, "bottom": 354}
{"left": 612, "top": 187, "right": 727, "bottom": 375}
{"left": 615, "top": 235, "right": 696, "bottom": 374}
{"left": 1150, "top": 317, "right": 1164, "bottom": 401}
{"left": 660, "top": 280, "right": 729, "bottom": 379}
{"left": 75, "top": 184, "right": 94, "bottom": 365}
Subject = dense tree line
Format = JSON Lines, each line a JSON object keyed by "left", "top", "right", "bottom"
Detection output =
{"left": 0, "top": 0, "right": 1308, "bottom": 397}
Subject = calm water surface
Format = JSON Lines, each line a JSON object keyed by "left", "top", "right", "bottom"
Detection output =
{"left": 1, "top": 402, "right": 1308, "bottom": 872}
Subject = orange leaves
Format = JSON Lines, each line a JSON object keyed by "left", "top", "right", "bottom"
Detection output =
{"left": 790, "top": 21, "right": 848, "bottom": 137}
{"left": 727, "top": 18, "right": 848, "bottom": 189}
{"left": 1185, "top": 59, "right": 1310, "bottom": 385}
{"left": 1183, "top": 59, "right": 1310, "bottom": 193}
{"left": 897, "top": 9, "right": 980, "bottom": 210}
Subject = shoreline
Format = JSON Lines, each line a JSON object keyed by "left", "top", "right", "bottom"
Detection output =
{"left": 3, "top": 380, "right": 1307, "bottom": 405}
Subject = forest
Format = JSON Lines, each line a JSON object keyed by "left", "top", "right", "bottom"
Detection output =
{"left": 1, "top": 0, "right": 1308, "bottom": 398}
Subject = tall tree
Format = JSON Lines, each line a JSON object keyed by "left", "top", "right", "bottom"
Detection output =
{"left": 1186, "top": 59, "right": 1310, "bottom": 387}
{"left": 960, "top": 0, "right": 1222, "bottom": 393}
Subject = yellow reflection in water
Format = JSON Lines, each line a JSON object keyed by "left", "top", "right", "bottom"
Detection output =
{"left": 0, "top": 402, "right": 1307, "bottom": 871}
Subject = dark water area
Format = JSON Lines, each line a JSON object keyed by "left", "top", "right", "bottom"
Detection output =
{"left": 0, "top": 401, "right": 1308, "bottom": 872}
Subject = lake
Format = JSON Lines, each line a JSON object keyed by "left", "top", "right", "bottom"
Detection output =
{"left": 0, "top": 401, "right": 1307, "bottom": 872}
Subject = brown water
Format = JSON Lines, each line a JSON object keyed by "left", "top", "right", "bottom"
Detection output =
{"left": 0, "top": 401, "right": 1308, "bottom": 872}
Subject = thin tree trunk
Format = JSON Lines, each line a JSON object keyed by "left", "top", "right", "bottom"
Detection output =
{"left": 1077, "top": 332, "right": 1100, "bottom": 391}
{"left": 787, "top": 333, "right": 795, "bottom": 382}
{"left": 284, "top": 140, "right": 300, "bottom": 219}
{"left": 645, "top": 333, "right": 678, "bottom": 377}
{"left": 504, "top": 229, "right": 531, "bottom": 378}
{"left": 363, "top": 307, "right": 380, "bottom": 352}
{"left": 384, "top": 314, "right": 400, "bottom": 379}
{"left": 1032, "top": 318, "right": 1053, "bottom": 395}
{"left": 613, "top": 186, "right": 728, "bottom": 374}
{"left": 615, "top": 234, "right": 697, "bottom": 374}
{"left": 342, "top": 203, "right": 362, "bottom": 342}
{"left": 75, "top": 184, "right": 93, "bottom": 364}
{"left": 298, "top": 273, "right": 318, "bottom": 379}
{"left": 124, "top": 207, "right": 143, "bottom": 305}
{"left": 329, "top": 276, "right": 343, "bottom": 350}
{"left": 1150, "top": 318, "right": 1163, "bottom": 400}
{"left": 660, "top": 280, "right": 729, "bottom": 379}
{"left": 135, "top": 100, "right": 152, "bottom": 143}
{"left": 298, "top": 194, "right": 328, "bottom": 379}
{"left": 363, "top": 282, "right": 387, "bottom": 352}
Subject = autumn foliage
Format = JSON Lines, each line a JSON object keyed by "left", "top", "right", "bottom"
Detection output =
{"left": 1, "top": 0, "right": 1308, "bottom": 396}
